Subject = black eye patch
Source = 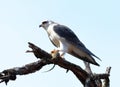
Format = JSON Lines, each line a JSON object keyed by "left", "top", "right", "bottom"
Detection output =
{"left": 42, "top": 21, "right": 48, "bottom": 24}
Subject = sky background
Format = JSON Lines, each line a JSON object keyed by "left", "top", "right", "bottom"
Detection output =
{"left": 0, "top": 0, "right": 119, "bottom": 87}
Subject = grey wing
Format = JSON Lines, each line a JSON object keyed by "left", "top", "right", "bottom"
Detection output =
{"left": 53, "top": 24, "right": 85, "bottom": 47}
{"left": 53, "top": 24, "right": 101, "bottom": 61}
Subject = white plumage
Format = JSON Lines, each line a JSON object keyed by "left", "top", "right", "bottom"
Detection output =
{"left": 39, "top": 20, "right": 101, "bottom": 66}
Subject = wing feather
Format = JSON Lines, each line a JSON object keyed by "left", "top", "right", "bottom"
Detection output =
{"left": 53, "top": 24, "right": 101, "bottom": 61}
{"left": 53, "top": 24, "right": 85, "bottom": 47}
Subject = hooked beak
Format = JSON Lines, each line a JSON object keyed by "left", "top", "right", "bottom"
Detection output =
{"left": 39, "top": 24, "right": 42, "bottom": 28}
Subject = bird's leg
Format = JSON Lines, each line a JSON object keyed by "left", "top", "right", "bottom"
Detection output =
{"left": 58, "top": 51, "right": 65, "bottom": 58}
{"left": 84, "top": 62, "right": 93, "bottom": 75}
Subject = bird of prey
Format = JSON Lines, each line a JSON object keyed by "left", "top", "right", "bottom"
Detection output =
{"left": 39, "top": 20, "right": 101, "bottom": 66}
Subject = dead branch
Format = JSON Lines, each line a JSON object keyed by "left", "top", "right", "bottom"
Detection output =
{"left": 0, "top": 42, "right": 111, "bottom": 87}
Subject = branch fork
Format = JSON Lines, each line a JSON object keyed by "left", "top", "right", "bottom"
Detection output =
{"left": 0, "top": 42, "right": 111, "bottom": 87}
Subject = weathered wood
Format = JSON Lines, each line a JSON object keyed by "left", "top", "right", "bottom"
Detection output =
{"left": 0, "top": 42, "right": 111, "bottom": 87}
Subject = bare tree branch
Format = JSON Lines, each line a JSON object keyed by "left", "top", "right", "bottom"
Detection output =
{"left": 0, "top": 42, "right": 111, "bottom": 87}
{"left": 103, "top": 67, "right": 111, "bottom": 87}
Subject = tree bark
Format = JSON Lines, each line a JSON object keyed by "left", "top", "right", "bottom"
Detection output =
{"left": 0, "top": 42, "right": 111, "bottom": 87}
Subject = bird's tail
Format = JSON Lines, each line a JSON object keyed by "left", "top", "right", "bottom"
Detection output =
{"left": 69, "top": 47, "right": 100, "bottom": 66}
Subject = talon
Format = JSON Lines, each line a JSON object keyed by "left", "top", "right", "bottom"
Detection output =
{"left": 60, "top": 53, "right": 65, "bottom": 58}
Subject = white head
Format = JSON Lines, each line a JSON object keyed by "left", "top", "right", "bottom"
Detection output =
{"left": 39, "top": 20, "right": 55, "bottom": 30}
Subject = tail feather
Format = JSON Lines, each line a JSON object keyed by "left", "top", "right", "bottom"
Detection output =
{"left": 86, "top": 48, "right": 102, "bottom": 61}
{"left": 77, "top": 45, "right": 102, "bottom": 61}
{"left": 68, "top": 47, "right": 100, "bottom": 66}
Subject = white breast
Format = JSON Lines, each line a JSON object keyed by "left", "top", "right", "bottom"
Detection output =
{"left": 47, "top": 24, "right": 60, "bottom": 47}
{"left": 47, "top": 24, "right": 70, "bottom": 53}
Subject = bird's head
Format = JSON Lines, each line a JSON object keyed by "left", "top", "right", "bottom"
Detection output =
{"left": 39, "top": 20, "right": 55, "bottom": 30}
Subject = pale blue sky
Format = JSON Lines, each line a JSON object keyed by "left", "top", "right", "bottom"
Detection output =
{"left": 0, "top": 0, "right": 119, "bottom": 87}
